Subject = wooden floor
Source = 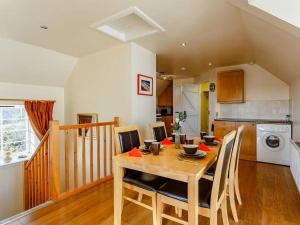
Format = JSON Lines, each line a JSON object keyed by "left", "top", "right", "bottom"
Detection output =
{"left": 8, "top": 160, "right": 300, "bottom": 225}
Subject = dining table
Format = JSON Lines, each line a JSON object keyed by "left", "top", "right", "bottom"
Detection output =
{"left": 113, "top": 137, "right": 221, "bottom": 225}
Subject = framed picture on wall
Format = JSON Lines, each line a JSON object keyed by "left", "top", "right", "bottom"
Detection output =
{"left": 77, "top": 113, "right": 98, "bottom": 137}
{"left": 137, "top": 74, "right": 153, "bottom": 96}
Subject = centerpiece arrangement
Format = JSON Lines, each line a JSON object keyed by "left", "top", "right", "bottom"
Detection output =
{"left": 171, "top": 111, "right": 187, "bottom": 148}
{"left": 171, "top": 111, "right": 187, "bottom": 134}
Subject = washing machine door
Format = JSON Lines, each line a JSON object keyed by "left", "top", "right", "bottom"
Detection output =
{"left": 263, "top": 133, "right": 284, "bottom": 151}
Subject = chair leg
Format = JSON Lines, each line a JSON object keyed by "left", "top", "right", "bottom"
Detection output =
{"left": 229, "top": 179, "right": 239, "bottom": 222}
{"left": 152, "top": 195, "right": 158, "bottom": 225}
{"left": 221, "top": 198, "right": 230, "bottom": 225}
{"left": 156, "top": 195, "right": 163, "bottom": 225}
{"left": 234, "top": 175, "right": 242, "bottom": 205}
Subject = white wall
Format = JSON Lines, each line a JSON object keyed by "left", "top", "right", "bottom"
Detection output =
{"left": 0, "top": 82, "right": 64, "bottom": 123}
{"left": 131, "top": 43, "right": 156, "bottom": 140}
{"left": 215, "top": 64, "right": 289, "bottom": 101}
{"left": 64, "top": 43, "right": 132, "bottom": 125}
{"left": 0, "top": 164, "right": 24, "bottom": 220}
{"left": 0, "top": 38, "right": 77, "bottom": 87}
{"left": 195, "top": 64, "right": 290, "bottom": 120}
{"left": 65, "top": 43, "right": 156, "bottom": 139}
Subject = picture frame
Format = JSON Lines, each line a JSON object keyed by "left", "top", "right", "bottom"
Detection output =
{"left": 77, "top": 113, "right": 98, "bottom": 137}
{"left": 137, "top": 74, "right": 153, "bottom": 96}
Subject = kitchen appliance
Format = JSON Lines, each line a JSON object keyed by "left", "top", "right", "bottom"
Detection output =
{"left": 257, "top": 123, "right": 291, "bottom": 166}
{"left": 159, "top": 106, "right": 172, "bottom": 115}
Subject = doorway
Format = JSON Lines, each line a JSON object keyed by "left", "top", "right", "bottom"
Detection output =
{"left": 200, "top": 82, "right": 209, "bottom": 133}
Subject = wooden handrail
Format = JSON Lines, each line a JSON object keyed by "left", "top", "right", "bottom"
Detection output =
{"left": 59, "top": 121, "right": 117, "bottom": 130}
{"left": 26, "top": 130, "right": 50, "bottom": 166}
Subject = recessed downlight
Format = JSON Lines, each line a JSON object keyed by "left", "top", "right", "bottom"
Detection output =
{"left": 208, "top": 62, "right": 212, "bottom": 66}
{"left": 40, "top": 25, "right": 48, "bottom": 30}
{"left": 181, "top": 67, "right": 186, "bottom": 71}
{"left": 180, "top": 42, "right": 187, "bottom": 47}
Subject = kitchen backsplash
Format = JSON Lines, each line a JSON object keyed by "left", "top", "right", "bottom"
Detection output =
{"left": 218, "top": 100, "right": 289, "bottom": 120}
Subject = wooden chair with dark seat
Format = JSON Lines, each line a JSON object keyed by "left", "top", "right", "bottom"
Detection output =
{"left": 114, "top": 125, "right": 168, "bottom": 225}
{"left": 156, "top": 130, "right": 236, "bottom": 225}
{"left": 149, "top": 122, "right": 167, "bottom": 142}
{"left": 203, "top": 125, "right": 244, "bottom": 222}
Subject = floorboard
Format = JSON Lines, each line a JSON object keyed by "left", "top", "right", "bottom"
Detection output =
{"left": 7, "top": 160, "right": 300, "bottom": 225}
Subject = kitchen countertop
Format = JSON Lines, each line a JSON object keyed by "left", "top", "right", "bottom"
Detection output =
{"left": 215, "top": 118, "right": 292, "bottom": 124}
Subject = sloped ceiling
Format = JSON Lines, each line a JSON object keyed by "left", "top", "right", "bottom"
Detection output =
{"left": 229, "top": 0, "right": 300, "bottom": 84}
{"left": 0, "top": 38, "right": 77, "bottom": 86}
{"left": 0, "top": 0, "right": 299, "bottom": 85}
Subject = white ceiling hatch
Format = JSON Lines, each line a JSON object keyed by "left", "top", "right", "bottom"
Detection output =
{"left": 91, "top": 6, "right": 165, "bottom": 42}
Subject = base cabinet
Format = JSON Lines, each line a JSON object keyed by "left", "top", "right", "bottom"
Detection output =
{"left": 214, "top": 120, "right": 256, "bottom": 161}
{"left": 290, "top": 142, "right": 300, "bottom": 193}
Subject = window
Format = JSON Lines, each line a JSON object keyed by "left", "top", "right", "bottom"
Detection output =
{"left": 0, "top": 105, "right": 39, "bottom": 157}
{"left": 248, "top": 0, "right": 300, "bottom": 29}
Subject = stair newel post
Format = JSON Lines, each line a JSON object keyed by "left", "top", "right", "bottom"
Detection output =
{"left": 49, "top": 120, "right": 61, "bottom": 200}
{"left": 114, "top": 117, "right": 120, "bottom": 127}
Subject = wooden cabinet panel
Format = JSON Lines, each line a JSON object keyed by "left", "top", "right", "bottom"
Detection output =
{"left": 217, "top": 70, "right": 244, "bottom": 103}
{"left": 214, "top": 121, "right": 236, "bottom": 138}
{"left": 158, "top": 85, "right": 173, "bottom": 106}
{"left": 162, "top": 116, "right": 173, "bottom": 136}
{"left": 236, "top": 122, "right": 256, "bottom": 161}
{"left": 214, "top": 120, "right": 257, "bottom": 161}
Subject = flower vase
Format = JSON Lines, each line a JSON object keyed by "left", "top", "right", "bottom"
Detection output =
{"left": 174, "top": 130, "right": 181, "bottom": 149}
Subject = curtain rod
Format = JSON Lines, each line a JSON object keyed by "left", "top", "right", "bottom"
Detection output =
{"left": 0, "top": 98, "right": 56, "bottom": 102}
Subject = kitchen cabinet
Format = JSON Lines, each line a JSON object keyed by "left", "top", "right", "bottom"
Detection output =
{"left": 162, "top": 115, "right": 173, "bottom": 136}
{"left": 236, "top": 122, "right": 256, "bottom": 161}
{"left": 214, "top": 121, "right": 236, "bottom": 138}
{"left": 214, "top": 120, "right": 256, "bottom": 161}
{"left": 158, "top": 85, "right": 173, "bottom": 106}
{"left": 290, "top": 141, "right": 300, "bottom": 193}
{"left": 217, "top": 70, "right": 244, "bottom": 103}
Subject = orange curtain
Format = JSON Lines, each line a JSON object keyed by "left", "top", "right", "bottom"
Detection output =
{"left": 24, "top": 100, "right": 54, "bottom": 140}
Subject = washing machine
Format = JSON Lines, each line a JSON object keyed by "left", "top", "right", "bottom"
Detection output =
{"left": 257, "top": 123, "right": 291, "bottom": 166}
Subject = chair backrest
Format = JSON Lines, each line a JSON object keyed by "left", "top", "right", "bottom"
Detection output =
{"left": 229, "top": 125, "right": 244, "bottom": 181}
{"left": 211, "top": 130, "right": 236, "bottom": 207}
{"left": 149, "top": 122, "right": 167, "bottom": 142}
{"left": 114, "top": 125, "right": 141, "bottom": 155}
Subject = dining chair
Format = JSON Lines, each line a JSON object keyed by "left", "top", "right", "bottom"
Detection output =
{"left": 156, "top": 130, "right": 236, "bottom": 225}
{"left": 149, "top": 122, "right": 167, "bottom": 142}
{"left": 203, "top": 125, "right": 244, "bottom": 222}
{"left": 114, "top": 125, "right": 168, "bottom": 225}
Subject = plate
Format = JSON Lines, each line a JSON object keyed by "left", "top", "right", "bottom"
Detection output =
{"left": 179, "top": 150, "right": 207, "bottom": 158}
{"left": 139, "top": 145, "right": 164, "bottom": 152}
{"left": 200, "top": 140, "right": 218, "bottom": 146}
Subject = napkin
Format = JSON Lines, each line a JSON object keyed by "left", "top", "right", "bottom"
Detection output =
{"left": 214, "top": 137, "right": 222, "bottom": 142}
{"left": 128, "top": 147, "right": 142, "bottom": 157}
{"left": 198, "top": 143, "right": 210, "bottom": 151}
{"left": 161, "top": 138, "right": 173, "bottom": 145}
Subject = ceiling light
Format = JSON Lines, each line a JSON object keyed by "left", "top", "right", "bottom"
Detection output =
{"left": 208, "top": 62, "right": 212, "bottom": 66}
{"left": 163, "top": 76, "right": 167, "bottom": 80}
{"left": 181, "top": 42, "right": 187, "bottom": 47}
{"left": 40, "top": 25, "right": 48, "bottom": 30}
{"left": 181, "top": 67, "right": 186, "bottom": 71}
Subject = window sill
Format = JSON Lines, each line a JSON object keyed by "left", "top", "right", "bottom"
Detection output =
{"left": 0, "top": 153, "right": 31, "bottom": 168}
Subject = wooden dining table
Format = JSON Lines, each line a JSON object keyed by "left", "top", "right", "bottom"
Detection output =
{"left": 113, "top": 138, "right": 221, "bottom": 225}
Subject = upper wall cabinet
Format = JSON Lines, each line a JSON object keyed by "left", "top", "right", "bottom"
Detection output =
{"left": 158, "top": 85, "right": 173, "bottom": 106}
{"left": 217, "top": 70, "right": 244, "bottom": 103}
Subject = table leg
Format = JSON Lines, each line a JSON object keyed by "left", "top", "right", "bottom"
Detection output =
{"left": 114, "top": 160, "right": 123, "bottom": 225}
{"left": 188, "top": 176, "right": 199, "bottom": 225}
